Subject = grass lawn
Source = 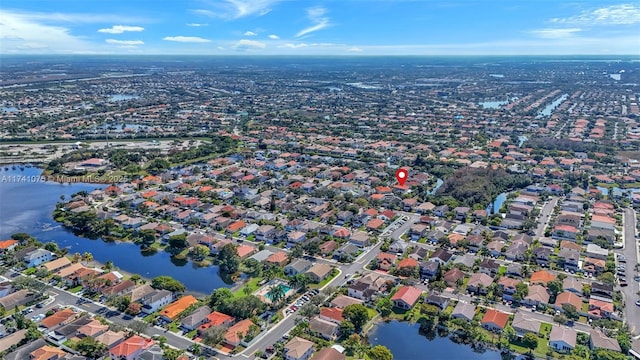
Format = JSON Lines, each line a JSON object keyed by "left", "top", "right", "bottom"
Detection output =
{"left": 143, "top": 313, "right": 158, "bottom": 323}
{"left": 540, "top": 322, "right": 552, "bottom": 339}
{"left": 233, "top": 277, "right": 262, "bottom": 298}
{"left": 185, "top": 329, "right": 198, "bottom": 339}
{"left": 498, "top": 265, "right": 507, "bottom": 276}
{"left": 68, "top": 285, "right": 83, "bottom": 293}
{"left": 168, "top": 322, "right": 180, "bottom": 333}
{"left": 366, "top": 308, "right": 378, "bottom": 319}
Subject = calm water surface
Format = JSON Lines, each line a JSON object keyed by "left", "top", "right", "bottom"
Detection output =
{"left": 0, "top": 166, "right": 229, "bottom": 295}
{"left": 369, "top": 321, "right": 501, "bottom": 360}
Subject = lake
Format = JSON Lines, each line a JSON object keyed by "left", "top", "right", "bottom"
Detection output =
{"left": 0, "top": 166, "right": 230, "bottom": 295}
{"left": 368, "top": 321, "right": 501, "bottom": 360}
{"left": 487, "top": 192, "right": 509, "bottom": 215}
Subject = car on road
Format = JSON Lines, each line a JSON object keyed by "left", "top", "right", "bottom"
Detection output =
{"left": 35, "top": 303, "right": 44, "bottom": 309}
{"left": 636, "top": 300, "right": 640, "bottom": 306}
{"left": 282, "top": 333, "right": 290, "bottom": 340}
{"left": 618, "top": 255, "right": 626, "bottom": 262}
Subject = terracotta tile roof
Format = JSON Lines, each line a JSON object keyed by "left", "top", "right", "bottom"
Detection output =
{"left": 481, "top": 309, "right": 509, "bottom": 329}
{"left": 159, "top": 295, "right": 198, "bottom": 321}
{"left": 391, "top": 286, "right": 422, "bottom": 306}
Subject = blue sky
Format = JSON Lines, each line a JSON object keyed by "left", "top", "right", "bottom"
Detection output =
{"left": 1, "top": 0, "right": 639, "bottom": 55}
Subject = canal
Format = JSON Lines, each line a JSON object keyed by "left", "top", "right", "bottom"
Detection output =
{"left": 0, "top": 166, "right": 230, "bottom": 295}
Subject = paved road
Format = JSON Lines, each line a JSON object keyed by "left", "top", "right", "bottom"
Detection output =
{"left": 534, "top": 197, "right": 558, "bottom": 238}
{"left": 3, "top": 269, "right": 200, "bottom": 354}
{"left": 619, "top": 208, "right": 639, "bottom": 335}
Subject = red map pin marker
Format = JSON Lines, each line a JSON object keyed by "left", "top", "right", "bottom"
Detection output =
{"left": 395, "top": 168, "right": 408, "bottom": 186}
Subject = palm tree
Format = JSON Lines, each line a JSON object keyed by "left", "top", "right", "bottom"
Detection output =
{"left": 72, "top": 252, "right": 82, "bottom": 263}
{"left": 266, "top": 284, "right": 286, "bottom": 305}
{"left": 82, "top": 252, "right": 94, "bottom": 264}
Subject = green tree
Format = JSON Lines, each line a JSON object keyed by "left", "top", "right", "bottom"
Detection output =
{"left": 339, "top": 320, "right": 356, "bottom": 337}
{"left": 218, "top": 243, "right": 240, "bottom": 274}
{"left": 209, "top": 288, "right": 233, "bottom": 309}
{"left": 547, "top": 280, "right": 563, "bottom": 299}
{"left": 162, "top": 348, "right": 185, "bottom": 360}
{"left": 376, "top": 298, "right": 393, "bottom": 317}
{"left": 201, "top": 325, "right": 228, "bottom": 346}
{"left": 128, "top": 320, "right": 148, "bottom": 335}
{"left": 299, "top": 303, "right": 320, "bottom": 319}
{"left": 522, "top": 333, "right": 539, "bottom": 350}
{"left": 75, "top": 337, "right": 108, "bottom": 359}
{"left": 289, "top": 273, "right": 310, "bottom": 290}
{"left": 168, "top": 233, "right": 188, "bottom": 249}
{"left": 597, "top": 272, "right": 615, "bottom": 284}
{"left": 290, "top": 244, "right": 304, "bottom": 258}
{"left": 190, "top": 245, "right": 210, "bottom": 261}
{"left": 82, "top": 252, "right": 94, "bottom": 263}
{"left": 562, "top": 304, "right": 579, "bottom": 320}
{"left": 151, "top": 276, "right": 186, "bottom": 293}
{"left": 368, "top": 345, "right": 393, "bottom": 360}
{"left": 266, "top": 284, "right": 287, "bottom": 306}
{"left": 343, "top": 304, "right": 370, "bottom": 332}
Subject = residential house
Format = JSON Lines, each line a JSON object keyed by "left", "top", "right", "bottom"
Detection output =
{"left": 285, "top": 259, "right": 313, "bottom": 276}
{"left": 549, "top": 326, "right": 577, "bottom": 353}
{"left": 443, "top": 268, "right": 465, "bottom": 287}
{"left": 562, "top": 277, "right": 583, "bottom": 296}
{"left": 349, "top": 231, "right": 370, "bottom": 247}
{"left": 420, "top": 260, "right": 439, "bottom": 280}
{"left": 533, "top": 247, "right": 552, "bottom": 266}
{"left": 523, "top": 285, "right": 550, "bottom": 307}
{"left": 555, "top": 292, "right": 583, "bottom": 311}
{"left": 307, "top": 264, "right": 333, "bottom": 283}
{"left": 410, "top": 224, "right": 429, "bottom": 241}
{"left": 376, "top": 253, "right": 397, "bottom": 271}
{"left": 479, "top": 259, "right": 500, "bottom": 276}
{"left": 311, "top": 348, "right": 345, "bottom": 360}
{"left": 467, "top": 273, "right": 494, "bottom": 295}
{"left": 29, "top": 345, "right": 67, "bottom": 360}
{"left": 108, "top": 335, "right": 153, "bottom": 360}
{"left": 451, "top": 302, "right": 476, "bottom": 321}
{"left": 309, "top": 317, "right": 339, "bottom": 340}
{"left": 530, "top": 270, "right": 556, "bottom": 286}
{"left": 224, "top": 319, "right": 254, "bottom": 348}
{"left": 140, "top": 289, "right": 173, "bottom": 315}
{"left": 498, "top": 277, "right": 520, "bottom": 301}
{"left": 158, "top": 295, "right": 198, "bottom": 323}
{"left": 197, "top": 311, "right": 235, "bottom": 333}
{"left": 511, "top": 312, "right": 541, "bottom": 336}
{"left": 429, "top": 249, "right": 453, "bottom": 265}
{"left": 284, "top": 337, "right": 315, "bottom": 360}
{"left": 589, "top": 329, "right": 621, "bottom": 352}
{"left": 23, "top": 249, "right": 54, "bottom": 268}
{"left": 481, "top": 309, "right": 509, "bottom": 332}
{"left": 591, "top": 282, "right": 614, "bottom": 298}
{"left": 391, "top": 286, "right": 423, "bottom": 310}
{"left": 0, "top": 289, "right": 37, "bottom": 311}
{"left": 423, "top": 294, "right": 449, "bottom": 310}
{"left": 330, "top": 295, "right": 363, "bottom": 309}
{"left": 266, "top": 252, "right": 289, "bottom": 267}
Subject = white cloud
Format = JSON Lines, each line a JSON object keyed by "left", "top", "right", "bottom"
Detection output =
{"left": 233, "top": 39, "right": 267, "bottom": 49}
{"left": 279, "top": 43, "right": 309, "bottom": 49}
{"left": 0, "top": 10, "right": 96, "bottom": 53}
{"left": 244, "top": 31, "right": 257, "bottom": 36}
{"left": 268, "top": 34, "right": 279, "bottom": 39}
{"left": 3, "top": 11, "right": 149, "bottom": 24}
{"left": 550, "top": 4, "right": 640, "bottom": 25}
{"left": 530, "top": 28, "right": 582, "bottom": 39}
{"left": 192, "top": 0, "right": 281, "bottom": 20}
{"left": 348, "top": 47, "right": 363, "bottom": 52}
{"left": 163, "top": 36, "right": 211, "bottom": 43}
{"left": 296, "top": 6, "right": 331, "bottom": 38}
{"left": 187, "top": 23, "right": 208, "bottom": 27}
{"left": 105, "top": 39, "right": 144, "bottom": 45}
{"left": 98, "top": 25, "right": 144, "bottom": 34}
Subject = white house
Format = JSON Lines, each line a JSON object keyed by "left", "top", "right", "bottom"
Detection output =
{"left": 140, "top": 289, "right": 173, "bottom": 314}
{"left": 23, "top": 249, "right": 54, "bottom": 268}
